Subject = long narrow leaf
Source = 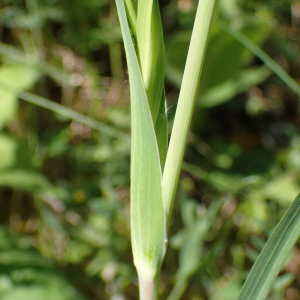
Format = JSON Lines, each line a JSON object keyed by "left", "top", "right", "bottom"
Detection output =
{"left": 237, "top": 193, "right": 300, "bottom": 300}
{"left": 0, "top": 82, "right": 128, "bottom": 140}
{"left": 115, "top": 0, "right": 166, "bottom": 281}
{"left": 217, "top": 20, "right": 300, "bottom": 97}
{"left": 163, "top": 0, "right": 217, "bottom": 226}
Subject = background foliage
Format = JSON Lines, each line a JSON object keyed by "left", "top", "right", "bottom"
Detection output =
{"left": 0, "top": 0, "right": 300, "bottom": 299}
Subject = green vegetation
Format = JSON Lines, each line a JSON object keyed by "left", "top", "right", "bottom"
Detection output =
{"left": 1, "top": 0, "right": 300, "bottom": 299}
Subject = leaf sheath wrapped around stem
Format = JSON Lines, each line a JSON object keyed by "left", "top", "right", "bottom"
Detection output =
{"left": 115, "top": 0, "right": 166, "bottom": 299}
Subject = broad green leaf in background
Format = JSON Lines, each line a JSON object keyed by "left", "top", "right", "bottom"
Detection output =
{"left": 0, "top": 134, "right": 51, "bottom": 192}
{"left": 237, "top": 193, "right": 300, "bottom": 300}
{"left": 2, "top": 285, "right": 75, "bottom": 300}
{"left": 200, "top": 22, "right": 270, "bottom": 91}
{"left": 0, "top": 170, "right": 51, "bottom": 192}
{"left": 115, "top": 0, "right": 166, "bottom": 289}
{"left": 0, "top": 133, "right": 50, "bottom": 192}
{"left": 263, "top": 174, "right": 299, "bottom": 205}
{"left": 165, "top": 21, "right": 271, "bottom": 107}
{"left": 218, "top": 20, "right": 300, "bottom": 97}
{"left": 211, "top": 280, "right": 241, "bottom": 300}
{"left": 200, "top": 66, "right": 271, "bottom": 107}
{"left": 0, "top": 64, "right": 40, "bottom": 129}
{"left": 0, "top": 43, "right": 70, "bottom": 85}
{"left": 0, "top": 135, "right": 17, "bottom": 169}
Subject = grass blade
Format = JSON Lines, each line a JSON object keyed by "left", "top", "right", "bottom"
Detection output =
{"left": 0, "top": 82, "right": 128, "bottom": 140}
{"left": 237, "top": 193, "right": 300, "bottom": 300}
{"left": 217, "top": 20, "right": 300, "bottom": 97}
{"left": 115, "top": 0, "right": 166, "bottom": 297}
{"left": 155, "top": 91, "right": 168, "bottom": 170}
{"left": 163, "top": 0, "right": 217, "bottom": 226}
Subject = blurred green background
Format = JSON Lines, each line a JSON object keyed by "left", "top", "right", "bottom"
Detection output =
{"left": 0, "top": 0, "right": 300, "bottom": 299}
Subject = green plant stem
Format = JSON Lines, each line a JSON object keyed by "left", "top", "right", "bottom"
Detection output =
{"left": 163, "top": 0, "right": 216, "bottom": 226}
{"left": 217, "top": 20, "right": 300, "bottom": 97}
{"left": 138, "top": 269, "right": 160, "bottom": 300}
{"left": 19, "top": 91, "right": 128, "bottom": 140}
{"left": 0, "top": 43, "right": 72, "bottom": 85}
{"left": 166, "top": 279, "right": 187, "bottom": 300}
{"left": 0, "top": 82, "right": 128, "bottom": 140}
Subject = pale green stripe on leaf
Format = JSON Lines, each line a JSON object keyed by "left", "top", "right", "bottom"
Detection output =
{"left": 155, "top": 90, "right": 168, "bottom": 170}
{"left": 136, "top": 0, "right": 165, "bottom": 125}
{"left": 115, "top": 0, "right": 166, "bottom": 277}
{"left": 237, "top": 193, "right": 300, "bottom": 300}
{"left": 124, "top": 0, "right": 137, "bottom": 36}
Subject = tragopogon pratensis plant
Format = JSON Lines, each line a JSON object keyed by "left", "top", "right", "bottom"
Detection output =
{"left": 115, "top": 0, "right": 300, "bottom": 299}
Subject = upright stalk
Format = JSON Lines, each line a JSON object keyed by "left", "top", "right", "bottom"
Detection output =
{"left": 116, "top": 0, "right": 216, "bottom": 298}
{"left": 163, "top": 0, "right": 216, "bottom": 226}
{"left": 115, "top": 1, "right": 166, "bottom": 299}
{"left": 133, "top": 0, "right": 167, "bottom": 298}
{"left": 138, "top": 269, "right": 161, "bottom": 300}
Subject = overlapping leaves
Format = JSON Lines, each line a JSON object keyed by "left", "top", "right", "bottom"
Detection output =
{"left": 115, "top": 0, "right": 166, "bottom": 277}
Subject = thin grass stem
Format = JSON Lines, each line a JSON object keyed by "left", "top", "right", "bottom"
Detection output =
{"left": 163, "top": 0, "right": 217, "bottom": 226}
{"left": 0, "top": 82, "right": 129, "bottom": 140}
